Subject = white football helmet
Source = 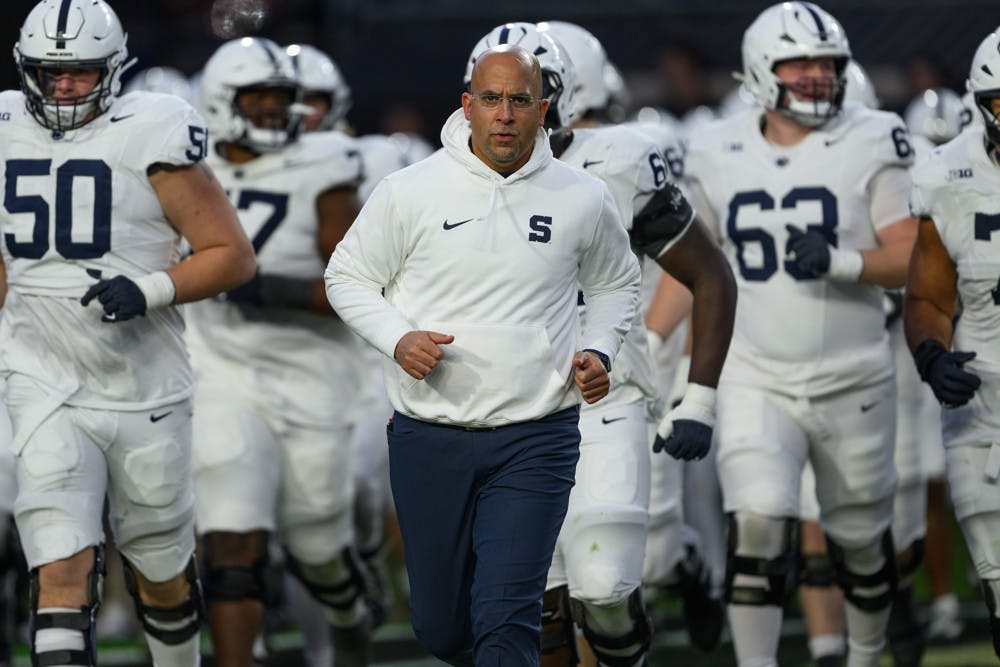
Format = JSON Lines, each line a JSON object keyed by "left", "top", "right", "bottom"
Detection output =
{"left": 904, "top": 87, "right": 964, "bottom": 145}
{"left": 464, "top": 22, "right": 579, "bottom": 129}
{"left": 200, "top": 37, "right": 302, "bottom": 154}
{"left": 842, "top": 60, "right": 879, "bottom": 110}
{"left": 537, "top": 21, "right": 608, "bottom": 118}
{"left": 960, "top": 89, "right": 981, "bottom": 131}
{"left": 286, "top": 43, "right": 351, "bottom": 130}
{"left": 603, "top": 61, "right": 631, "bottom": 123}
{"left": 124, "top": 66, "right": 192, "bottom": 101}
{"left": 14, "top": 0, "right": 132, "bottom": 132}
{"left": 967, "top": 28, "right": 1000, "bottom": 148}
{"left": 741, "top": 2, "right": 851, "bottom": 127}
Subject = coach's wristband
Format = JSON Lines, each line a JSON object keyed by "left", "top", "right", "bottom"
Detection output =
{"left": 133, "top": 271, "right": 176, "bottom": 310}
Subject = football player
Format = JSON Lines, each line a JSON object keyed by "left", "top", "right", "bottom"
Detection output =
{"left": 466, "top": 21, "right": 736, "bottom": 667}
{"left": 683, "top": 3, "right": 918, "bottom": 666}
{"left": 186, "top": 37, "right": 373, "bottom": 667}
{"left": 0, "top": 1, "right": 256, "bottom": 665}
{"left": 904, "top": 26, "right": 1000, "bottom": 659}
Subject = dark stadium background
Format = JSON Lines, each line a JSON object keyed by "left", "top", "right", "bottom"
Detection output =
{"left": 2, "top": 0, "right": 1000, "bottom": 144}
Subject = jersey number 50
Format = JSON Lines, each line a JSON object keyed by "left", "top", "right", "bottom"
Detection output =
{"left": 4, "top": 159, "right": 111, "bottom": 260}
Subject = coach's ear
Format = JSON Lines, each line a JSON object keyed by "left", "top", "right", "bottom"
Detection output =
{"left": 462, "top": 92, "right": 473, "bottom": 121}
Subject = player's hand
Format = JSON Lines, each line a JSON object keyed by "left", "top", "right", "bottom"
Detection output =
{"left": 925, "top": 349, "right": 981, "bottom": 408}
{"left": 394, "top": 330, "right": 454, "bottom": 380}
{"left": 653, "top": 384, "right": 716, "bottom": 460}
{"left": 785, "top": 224, "right": 831, "bottom": 276}
{"left": 573, "top": 351, "right": 610, "bottom": 404}
{"left": 81, "top": 275, "right": 147, "bottom": 323}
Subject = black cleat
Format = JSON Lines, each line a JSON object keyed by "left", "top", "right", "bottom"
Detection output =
{"left": 887, "top": 586, "right": 926, "bottom": 667}
{"left": 675, "top": 546, "right": 724, "bottom": 652}
{"left": 815, "top": 655, "right": 844, "bottom": 667}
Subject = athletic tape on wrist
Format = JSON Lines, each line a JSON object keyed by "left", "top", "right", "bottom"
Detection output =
{"left": 827, "top": 248, "right": 863, "bottom": 282}
{"left": 133, "top": 271, "right": 176, "bottom": 310}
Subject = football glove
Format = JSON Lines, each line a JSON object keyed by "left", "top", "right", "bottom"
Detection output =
{"left": 914, "top": 339, "right": 981, "bottom": 408}
{"left": 653, "top": 383, "right": 715, "bottom": 460}
{"left": 225, "top": 273, "right": 313, "bottom": 309}
{"left": 80, "top": 271, "right": 174, "bottom": 323}
{"left": 785, "top": 224, "right": 863, "bottom": 281}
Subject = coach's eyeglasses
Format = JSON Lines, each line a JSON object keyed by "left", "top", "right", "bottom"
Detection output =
{"left": 472, "top": 93, "right": 539, "bottom": 110}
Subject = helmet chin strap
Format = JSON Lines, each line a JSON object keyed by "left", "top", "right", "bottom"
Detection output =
{"left": 777, "top": 83, "right": 839, "bottom": 128}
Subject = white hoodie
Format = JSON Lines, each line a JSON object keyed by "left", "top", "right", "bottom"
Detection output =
{"left": 325, "top": 108, "right": 640, "bottom": 427}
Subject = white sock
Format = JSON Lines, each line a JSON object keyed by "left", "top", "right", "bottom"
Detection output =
{"left": 727, "top": 603, "right": 782, "bottom": 667}
{"left": 284, "top": 574, "right": 333, "bottom": 667}
{"left": 142, "top": 612, "right": 201, "bottom": 667}
{"left": 35, "top": 608, "right": 86, "bottom": 667}
{"left": 844, "top": 601, "right": 889, "bottom": 667}
{"left": 809, "top": 633, "right": 846, "bottom": 659}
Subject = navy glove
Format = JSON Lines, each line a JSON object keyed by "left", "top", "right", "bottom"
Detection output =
{"left": 81, "top": 275, "right": 147, "bottom": 322}
{"left": 652, "top": 384, "right": 716, "bottom": 461}
{"left": 785, "top": 224, "right": 831, "bottom": 276}
{"left": 225, "top": 273, "right": 314, "bottom": 309}
{"left": 225, "top": 272, "right": 263, "bottom": 305}
{"left": 914, "top": 339, "right": 981, "bottom": 407}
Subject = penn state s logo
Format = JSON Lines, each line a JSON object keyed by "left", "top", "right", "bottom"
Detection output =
{"left": 528, "top": 214, "right": 552, "bottom": 243}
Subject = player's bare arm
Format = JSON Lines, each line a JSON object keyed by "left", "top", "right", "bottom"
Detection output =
{"left": 645, "top": 271, "right": 692, "bottom": 341}
{"left": 0, "top": 254, "right": 6, "bottom": 308}
{"left": 860, "top": 214, "right": 919, "bottom": 288}
{"left": 903, "top": 217, "right": 959, "bottom": 351}
{"left": 657, "top": 218, "right": 736, "bottom": 388}
{"left": 149, "top": 161, "right": 256, "bottom": 302}
{"left": 311, "top": 184, "right": 362, "bottom": 312}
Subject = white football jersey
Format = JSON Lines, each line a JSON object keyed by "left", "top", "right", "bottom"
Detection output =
{"left": 0, "top": 91, "right": 205, "bottom": 409}
{"left": 686, "top": 104, "right": 914, "bottom": 396}
{"left": 561, "top": 125, "right": 683, "bottom": 418}
{"left": 354, "top": 134, "right": 410, "bottom": 203}
{"left": 185, "top": 130, "right": 366, "bottom": 427}
{"left": 910, "top": 127, "right": 1000, "bottom": 447}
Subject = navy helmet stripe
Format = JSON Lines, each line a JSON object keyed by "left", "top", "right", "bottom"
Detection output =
{"left": 498, "top": 26, "right": 511, "bottom": 44}
{"left": 258, "top": 40, "right": 283, "bottom": 73}
{"left": 800, "top": 2, "right": 828, "bottom": 41}
{"left": 55, "top": 0, "right": 73, "bottom": 49}
{"left": 56, "top": 0, "right": 73, "bottom": 34}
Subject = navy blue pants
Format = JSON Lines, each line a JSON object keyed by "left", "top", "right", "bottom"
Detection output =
{"left": 387, "top": 407, "right": 580, "bottom": 667}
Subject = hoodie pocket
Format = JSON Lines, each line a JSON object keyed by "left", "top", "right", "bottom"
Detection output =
{"left": 399, "top": 321, "right": 569, "bottom": 421}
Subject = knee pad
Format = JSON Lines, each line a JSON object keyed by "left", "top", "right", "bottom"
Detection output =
{"left": 896, "top": 538, "right": 925, "bottom": 581}
{"left": 826, "top": 531, "right": 898, "bottom": 612}
{"left": 540, "top": 585, "right": 577, "bottom": 664}
{"left": 201, "top": 534, "right": 272, "bottom": 606}
{"left": 570, "top": 588, "right": 651, "bottom": 667}
{"left": 798, "top": 552, "right": 836, "bottom": 588}
{"left": 29, "top": 545, "right": 104, "bottom": 667}
{"left": 285, "top": 547, "right": 369, "bottom": 628}
{"left": 122, "top": 557, "right": 203, "bottom": 646}
{"left": 724, "top": 513, "right": 796, "bottom": 606}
